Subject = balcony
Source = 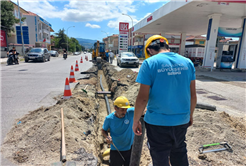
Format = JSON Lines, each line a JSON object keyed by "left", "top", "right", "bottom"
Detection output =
{"left": 43, "top": 29, "right": 50, "bottom": 34}
{"left": 134, "top": 41, "right": 144, "bottom": 46}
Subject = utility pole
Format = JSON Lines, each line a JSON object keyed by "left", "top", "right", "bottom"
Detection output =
{"left": 67, "top": 26, "right": 75, "bottom": 52}
{"left": 101, "top": 31, "right": 109, "bottom": 50}
{"left": 122, "top": 13, "right": 134, "bottom": 52}
{"left": 17, "top": 0, "right": 25, "bottom": 56}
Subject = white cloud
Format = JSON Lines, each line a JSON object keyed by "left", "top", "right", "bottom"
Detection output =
{"left": 85, "top": 23, "right": 100, "bottom": 29}
{"left": 144, "top": 0, "right": 168, "bottom": 3}
{"left": 14, "top": 0, "right": 154, "bottom": 29}
{"left": 144, "top": 0, "right": 161, "bottom": 3}
{"left": 13, "top": 0, "right": 60, "bottom": 19}
{"left": 107, "top": 14, "right": 139, "bottom": 29}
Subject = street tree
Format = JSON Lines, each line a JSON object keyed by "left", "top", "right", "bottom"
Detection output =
{"left": 0, "top": 1, "right": 26, "bottom": 34}
{"left": 54, "top": 28, "right": 68, "bottom": 50}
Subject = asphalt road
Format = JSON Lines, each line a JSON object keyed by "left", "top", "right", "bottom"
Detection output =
{"left": 0, "top": 53, "right": 92, "bottom": 166}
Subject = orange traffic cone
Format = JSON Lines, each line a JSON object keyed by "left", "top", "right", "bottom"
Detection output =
{"left": 80, "top": 57, "right": 83, "bottom": 63}
{"left": 69, "top": 65, "right": 77, "bottom": 83}
{"left": 63, "top": 77, "right": 72, "bottom": 99}
{"left": 75, "top": 60, "right": 79, "bottom": 72}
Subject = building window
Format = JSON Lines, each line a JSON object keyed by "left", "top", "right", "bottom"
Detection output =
{"left": 199, "top": 41, "right": 205, "bottom": 44}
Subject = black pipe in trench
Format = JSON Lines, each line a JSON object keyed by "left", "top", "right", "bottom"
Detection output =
{"left": 100, "top": 75, "right": 111, "bottom": 115}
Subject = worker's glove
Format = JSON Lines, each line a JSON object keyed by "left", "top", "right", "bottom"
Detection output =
{"left": 106, "top": 136, "right": 113, "bottom": 145}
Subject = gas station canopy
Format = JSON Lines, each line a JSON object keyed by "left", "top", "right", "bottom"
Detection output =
{"left": 134, "top": 0, "right": 246, "bottom": 36}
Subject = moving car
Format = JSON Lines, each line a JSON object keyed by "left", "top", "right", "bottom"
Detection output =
{"left": 117, "top": 52, "right": 139, "bottom": 68}
{"left": 48, "top": 50, "right": 59, "bottom": 57}
{"left": 25, "top": 48, "right": 50, "bottom": 62}
{"left": 73, "top": 52, "right": 80, "bottom": 55}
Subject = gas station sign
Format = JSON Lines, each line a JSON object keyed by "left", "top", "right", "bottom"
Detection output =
{"left": 119, "top": 22, "right": 129, "bottom": 54}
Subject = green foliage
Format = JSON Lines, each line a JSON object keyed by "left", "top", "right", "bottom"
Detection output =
{"left": 52, "top": 29, "right": 84, "bottom": 52}
{"left": 0, "top": 1, "right": 18, "bottom": 32}
{"left": 54, "top": 28, "right": 68, "bottom": 49}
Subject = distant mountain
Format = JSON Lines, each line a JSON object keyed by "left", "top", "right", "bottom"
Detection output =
{"left": 76, "top": 38, "right": 98, "bottom": 49}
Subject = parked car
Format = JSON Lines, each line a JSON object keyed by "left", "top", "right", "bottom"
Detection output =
{"left": 117, "top": 52, "right": 139, "bottom": 68}
{"left": 25, "top": 48, "right": 50, "bottom": 62}
{"left": 49, "top": 50, "right": 59, "bottom": 57}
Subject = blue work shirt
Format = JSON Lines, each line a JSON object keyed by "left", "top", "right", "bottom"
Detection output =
{"left": 102, "top": 107, "right": 135, "bottom": 151}
{"left": 106, "top": 52, "right": 109, "bottom": 58}
{"left": 136, "top": 52, "right": 196, "bottom": 126}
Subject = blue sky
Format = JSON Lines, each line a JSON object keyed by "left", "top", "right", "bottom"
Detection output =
{"left": 14, "top": 0, "right": 169, "bottom": 40}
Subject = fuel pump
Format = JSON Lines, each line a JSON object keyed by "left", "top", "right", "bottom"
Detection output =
{"left": 216, "top": 43, "right": 237, "bottom": 69}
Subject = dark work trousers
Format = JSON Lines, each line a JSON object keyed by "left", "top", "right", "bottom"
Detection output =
{"left": 145, "top": 122, "right": 189, "bottom": 166}
{"left": 110, "top": 147, "right": 132, "bottom": 166}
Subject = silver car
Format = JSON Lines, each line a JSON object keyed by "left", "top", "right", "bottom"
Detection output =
{"left": 49, "top": 50, "right": 59, "bottom": 57}
{"left": 117, "top": 52, "right": 139, "bottom": 68}
{"left": 25, "top": 48, "right": 50, "bottom": 62}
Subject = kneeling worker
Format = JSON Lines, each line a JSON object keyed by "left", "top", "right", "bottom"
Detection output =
{"left": 102, "top": 96, "right": 134, "bottom": 166}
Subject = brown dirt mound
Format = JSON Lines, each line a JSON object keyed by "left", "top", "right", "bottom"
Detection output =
{"left": 1, "top": 78, "right": 100, "bottom": 166}
{"left": 220, "top": 111, "right": 246, "bottom": 137}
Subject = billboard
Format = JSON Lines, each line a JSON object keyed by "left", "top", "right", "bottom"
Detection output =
{"left": 1, "top": 30, "right": 7, "bottom": 47}
{"left": 119, "top": 22, "right": 129, "bottom": 54}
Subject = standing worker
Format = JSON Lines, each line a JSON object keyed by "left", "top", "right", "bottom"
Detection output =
{"left": 102, "top": 96, "right": 135, "bottom": 166}
{"left": 132, "top": 35, "right": 197, "bottom": 166}
{"left": 109, "top": 50, "right": 115, "bottom": 64}
{"left": 105, "top": 50, "right": 109, "bottom": 62}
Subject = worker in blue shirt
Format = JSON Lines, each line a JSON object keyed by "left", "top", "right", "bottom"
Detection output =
{"left": 105, "top": 50, "right": 109, "bottom": 62}
{"left": 102, "top": 96, "right": 134, "bottom": 166}
{"left": 133, "top": 35, "right": 197, "bottom": 166}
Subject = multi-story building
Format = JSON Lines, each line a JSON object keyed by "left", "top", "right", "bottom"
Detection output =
{"left": 186, "top": 35, "right": 206, "bottom": 46}
{"left": 6, "top": 1, "right": 54, "bottom": 54}
{"left": 7, "top": 0, "right": 29, "bottom": 53}
{"left": 103, "top": 34, "right": 119, "bottom": 54}
{"left": 128, "top": 30, "right": 183, "bottom": 57}
{"left": 23, "top": 11, "right": 54, "bottom": 50}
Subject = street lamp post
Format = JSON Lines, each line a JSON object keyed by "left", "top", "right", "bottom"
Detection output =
{"left": 101, "top": 31, "right": 109, "bottom": 51}
{"left": 122, "top": 13, "right": 133, "bottom": 52}
{"left": 67, "top": 26, "right": 75, "bottom": 52}
{"left": 17, "top": 0, "right": 25, "bottom": 56}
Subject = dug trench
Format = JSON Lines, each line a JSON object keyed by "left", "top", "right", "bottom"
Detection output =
{"left": 1, "top": 61, "right": 246, "bottom": 166}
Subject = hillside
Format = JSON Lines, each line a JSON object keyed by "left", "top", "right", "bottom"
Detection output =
{"left": 76, "top": 38, "right": 98, "bottom": 49}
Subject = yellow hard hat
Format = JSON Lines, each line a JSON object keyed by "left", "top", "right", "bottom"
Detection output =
{"left": 144, "top": 35, "right": 169, "bottom": 59}
{"left": 114, "top": 96, "right": 131, "bottom": 108}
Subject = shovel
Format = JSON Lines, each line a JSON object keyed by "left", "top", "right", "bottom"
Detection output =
{"left": 51, "top": 108, "right": 76, "bottom": 166}
{"left": 82, "top": 85, "right": 88, "bottom": 94}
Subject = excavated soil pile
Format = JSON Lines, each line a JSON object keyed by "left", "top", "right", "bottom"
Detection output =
{"left": 102, "top": 62, "right": 246, "bottom": 166}
{"left": 102, "top": 63, "right": 139, "bottom": 104}
{"left": 1, "top": 66, "right": 103, "bottom": 166}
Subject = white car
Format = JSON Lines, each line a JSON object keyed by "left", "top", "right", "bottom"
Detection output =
{"left": 117, "top": 52, "right": 139, "bottom": 68}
